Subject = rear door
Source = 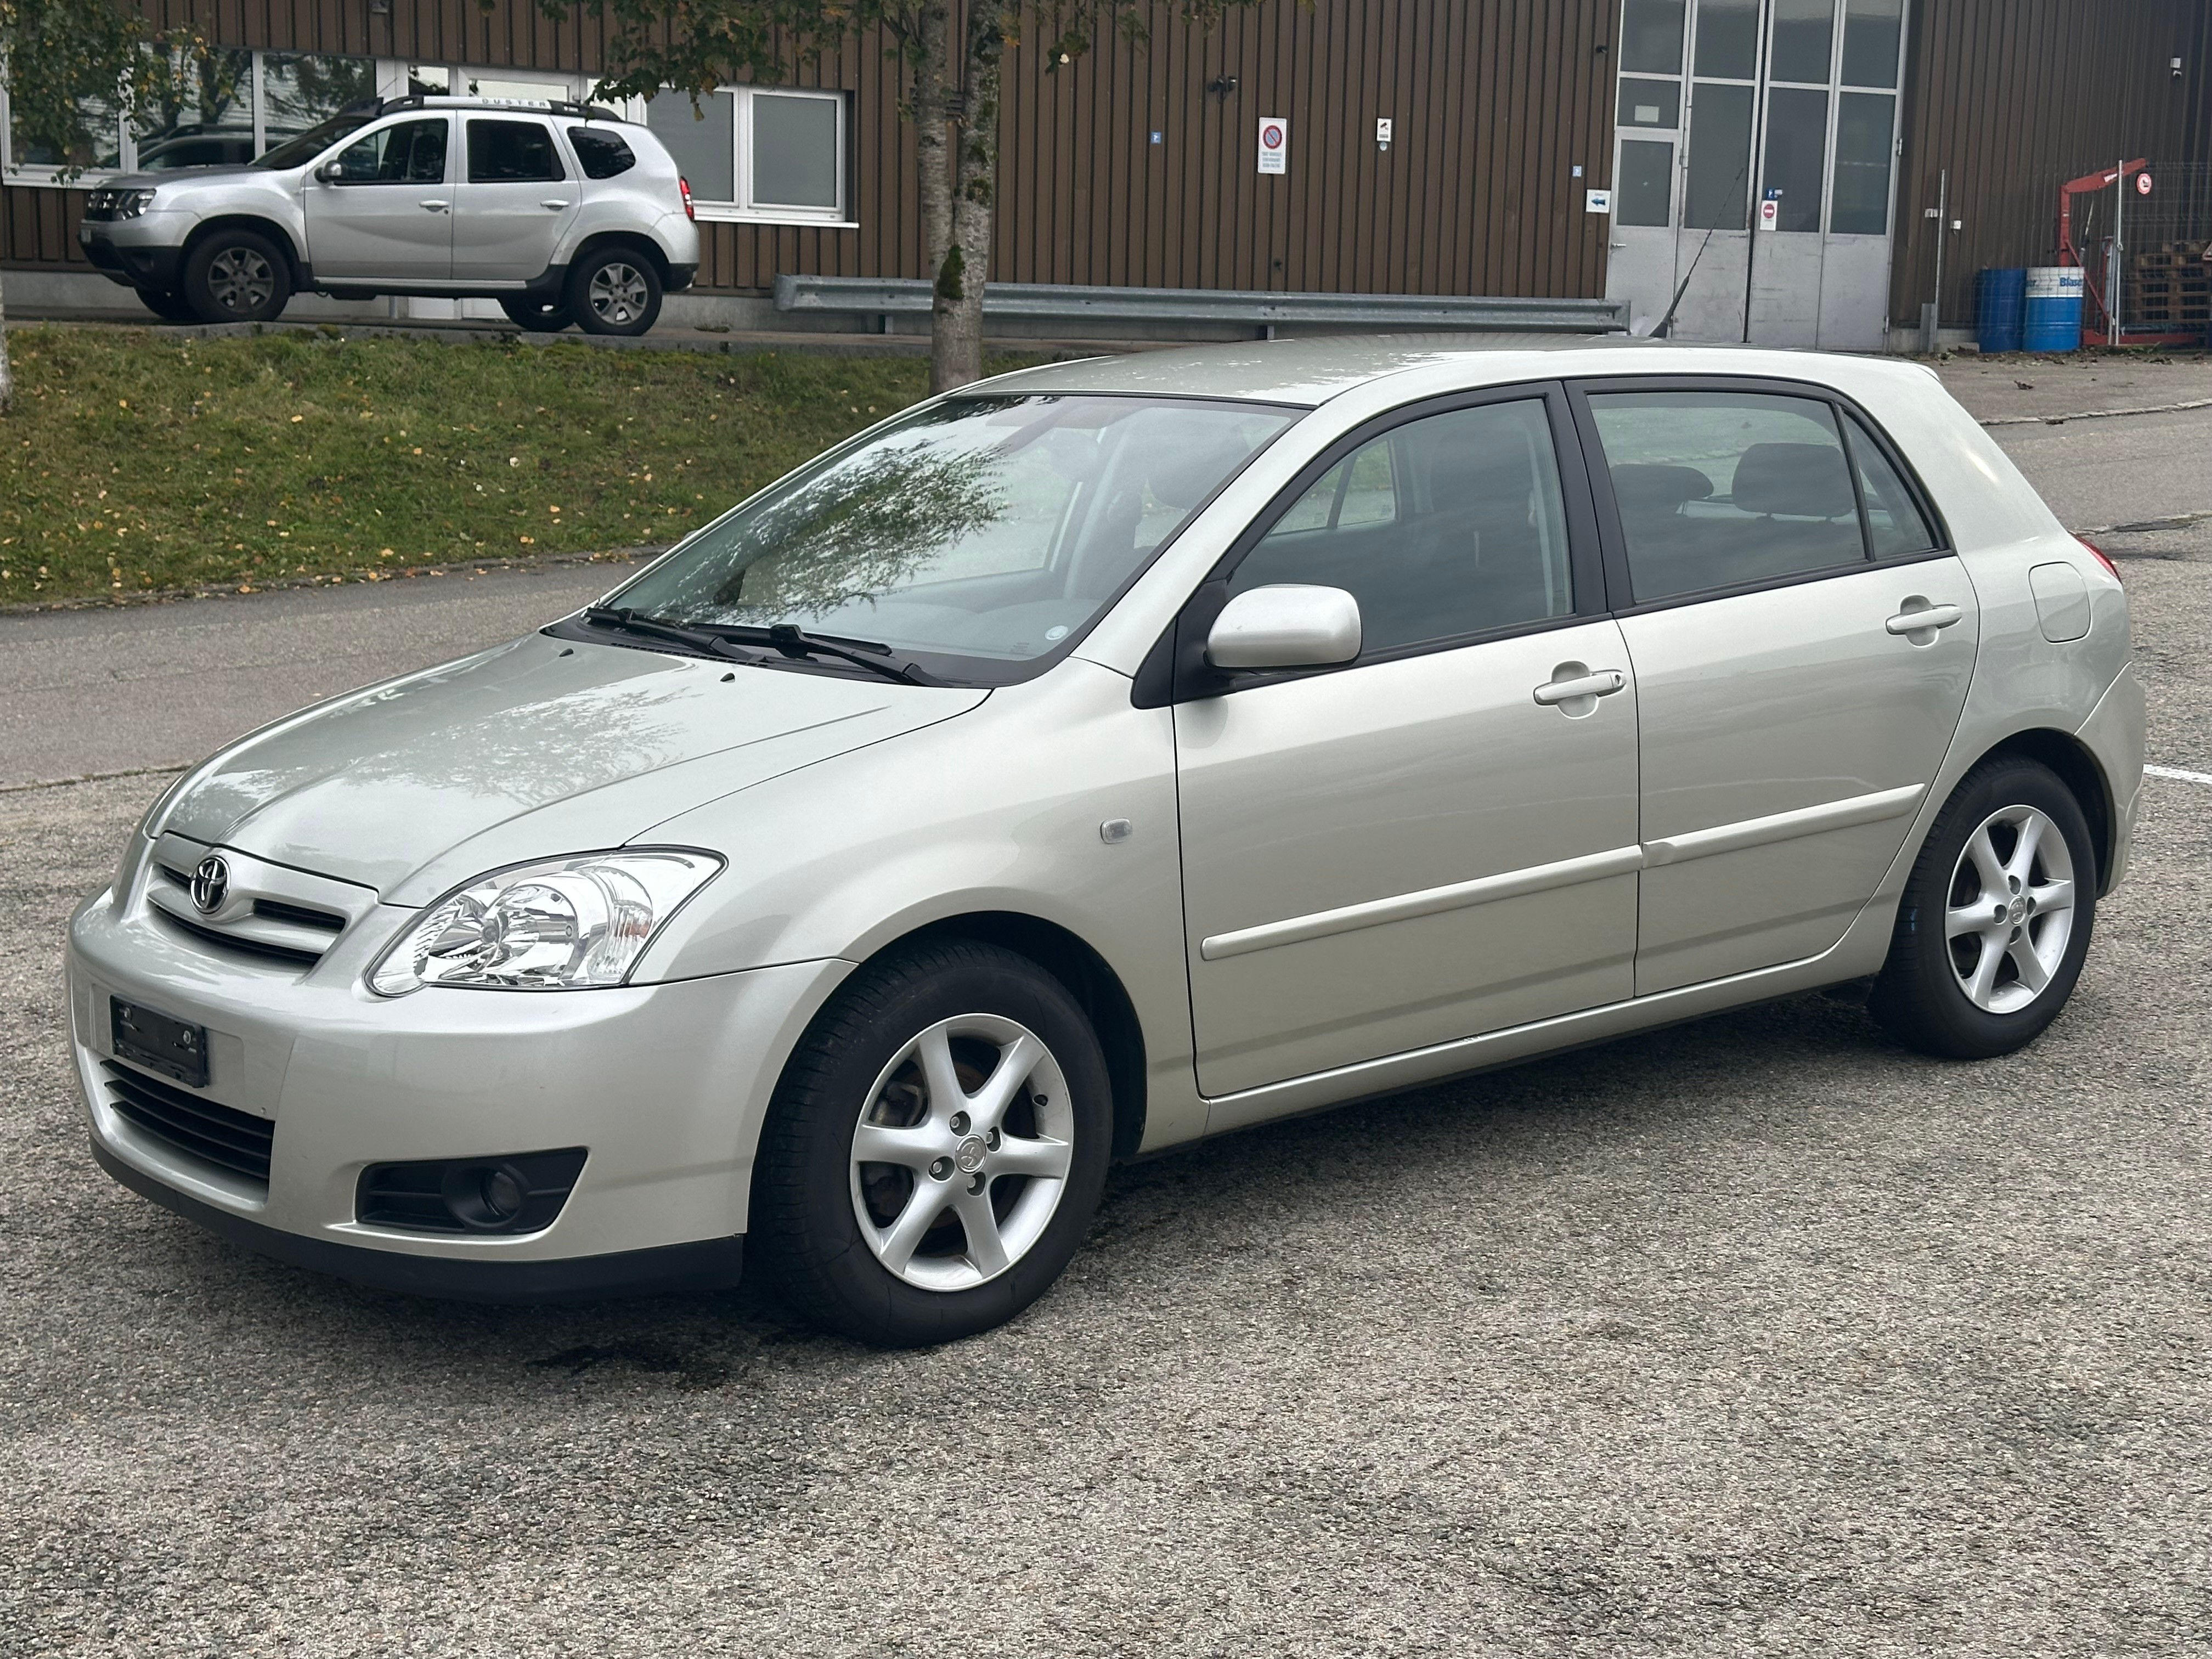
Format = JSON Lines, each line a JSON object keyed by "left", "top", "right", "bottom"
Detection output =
{"left": 452, "top": 116, "right": 579, "bottom": 282}
{"left": 1173, "top": 387, "right": 1643, "bottom": 1098}
{"left": 302, "top": 115, "right": 453, "bottom": 283}
{"left": 1572, "top": 378, "right": 1976, "bottom": 995}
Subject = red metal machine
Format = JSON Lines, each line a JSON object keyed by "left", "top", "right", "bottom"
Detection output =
{"left": 2053, "top": 158, "right": 2196, "bottom": 345}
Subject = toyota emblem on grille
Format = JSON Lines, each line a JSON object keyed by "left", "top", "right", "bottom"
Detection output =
{"left": 189, "top": 855, "right": 230, "bottom": 914}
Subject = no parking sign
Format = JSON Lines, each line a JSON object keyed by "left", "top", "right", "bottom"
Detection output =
{"left": 1256, "top": 117, "right": 1288, "bottom": 176}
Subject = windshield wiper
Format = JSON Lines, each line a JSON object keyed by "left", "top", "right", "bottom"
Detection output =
{"left": 583, "top": 605, "right": 762, "bottom": 663}
{"left": 749, "top": 623, "right": 939, "bottom": 686}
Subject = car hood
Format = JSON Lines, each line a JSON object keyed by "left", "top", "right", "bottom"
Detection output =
{"left": 161, "top": 631, "right": 987, "bottom": 905}
{"left": 111, "top": 164, "right": 262, "bottom": 189}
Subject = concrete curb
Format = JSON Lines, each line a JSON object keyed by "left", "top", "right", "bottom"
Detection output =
{"left": 1979, "top": 396, "right": 2212, "bottom": 428}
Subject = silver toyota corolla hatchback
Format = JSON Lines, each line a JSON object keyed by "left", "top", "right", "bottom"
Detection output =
{"left": 70, "top": 337, "right": 2143, "bottom": 1345}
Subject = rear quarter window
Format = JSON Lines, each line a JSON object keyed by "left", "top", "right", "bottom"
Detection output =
{"left": 566, "top": 126, "right": 637, "bottom": 180}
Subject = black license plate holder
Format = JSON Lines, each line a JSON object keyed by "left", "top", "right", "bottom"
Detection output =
{"left": 111, "top": 997, "right": 209, "bottom": 1090}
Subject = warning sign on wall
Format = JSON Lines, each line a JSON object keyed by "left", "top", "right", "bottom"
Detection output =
{"left": 1257, "top": 117, "right": 1288, "bottom": 176}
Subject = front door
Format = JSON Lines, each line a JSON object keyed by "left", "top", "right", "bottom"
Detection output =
{"left": 453, "top": 116, "right": 579, "bottom": 283}
{"left": 302, "top": 116, "right": 454, "bottom": 283}
{"left": 1604, "top": 0, "right": 1909, "bottom": 349}
{"left": 1573, "top": 379, "right": 1977, "bottom": 995}
{"left": 1175, "top": 391, "right": 1641, "bottom": 1098}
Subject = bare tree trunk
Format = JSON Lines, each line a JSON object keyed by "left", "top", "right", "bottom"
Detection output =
{"left": 912, "top": 0, "right": 955, "bottom": 386}
{"left": 0, "top": 267, "right": 12, "bottom": 414}
{"left": 929, "top": 4, "right": 1004, "bottom": 392}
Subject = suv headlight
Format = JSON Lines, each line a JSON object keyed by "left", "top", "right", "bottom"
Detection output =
{"left": 368, "top": 849, "right": 723, "bottom": 995}
{"left": 112, "top": 189, "right": 157, "bottom": 218}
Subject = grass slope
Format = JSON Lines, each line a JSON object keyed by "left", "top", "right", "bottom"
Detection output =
{"left": 1, "top": 327, "right": 1007, "bottom": 606}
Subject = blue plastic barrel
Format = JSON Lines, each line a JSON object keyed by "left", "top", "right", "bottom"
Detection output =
{"left": 2023, "top": 266, "right": 2084, "bottom": 352}
{"left": 1976, "top": 268, "right": 2025, "bottom": 352}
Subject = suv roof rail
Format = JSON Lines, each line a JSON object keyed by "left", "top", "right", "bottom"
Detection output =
{"left": 374, "top": 93, "right": 629, "bottom": 121}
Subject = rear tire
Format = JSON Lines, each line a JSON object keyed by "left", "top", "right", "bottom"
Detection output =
{"left": 136, "top": 287, "right": 200, "bottom": 323}
{"left": 498, "top": 295, "right": 572, "bottom": 333}
{"left": 752, "top": 940, "right": 1113, "bottom": 1347}
{"left": 181, "top": 229, "right": 292, "bottom": 324}
{"left": 565, "top": 248, "right": 662, "bottom": 336}
{"left": 1868, "top": 757, "right": 2097, "bottom": 1059}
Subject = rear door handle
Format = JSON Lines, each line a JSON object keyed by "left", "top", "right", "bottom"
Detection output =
{"left": 540, "top": 199, "right": 570, "bottom": 210}
{"left": 1885, "top": 602, "right": 1963, "bottom": 635}
{"left": 1532, "top": 669, "right": 1628, "bottom": 706}
{"left": 419, "top": 199, "right": 450, "bottom": 212}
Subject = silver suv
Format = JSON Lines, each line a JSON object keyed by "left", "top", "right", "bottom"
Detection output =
{"left": 78, "top": 95, "right": 699, "bottom": 335}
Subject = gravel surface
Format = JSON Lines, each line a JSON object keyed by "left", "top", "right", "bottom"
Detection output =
{"left": 2, "top": 397, "right": 2209, "bottom": 1657}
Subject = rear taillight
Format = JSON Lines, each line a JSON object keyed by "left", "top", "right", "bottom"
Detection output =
{"left": 679, "top": 177, "right": 695, "bottom": 221}
{"left": 2077, "top": 534, "right": 2121, "bottom": 583}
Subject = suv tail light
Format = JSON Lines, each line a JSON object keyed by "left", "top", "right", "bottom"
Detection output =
{"left": 679, "top": 176, "right": 695, "bottom": 221}
{"left": 2077, "top": 535, "right": 2121, "bottom": 583}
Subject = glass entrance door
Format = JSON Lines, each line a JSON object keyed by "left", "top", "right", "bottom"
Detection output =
{"left": 1604, "top": 0, "right": 1907, "bottom": 349}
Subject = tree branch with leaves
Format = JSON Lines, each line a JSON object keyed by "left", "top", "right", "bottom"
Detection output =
{"left": 558, "top": 1, "right": 1255, "bottom": 392}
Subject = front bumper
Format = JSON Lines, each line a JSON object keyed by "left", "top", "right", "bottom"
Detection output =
{"left": 69, "top": 858, "right": 849, "bottom": 1300}
{"left": 78, "top": 216, "right": 188, "bottom": 292}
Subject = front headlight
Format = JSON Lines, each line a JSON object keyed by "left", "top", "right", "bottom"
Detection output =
{"left": 368, "top": 849, "right": 723, "bottom": 995}
{"left": 115, "top": 189, "right": 157, "bottom": 218}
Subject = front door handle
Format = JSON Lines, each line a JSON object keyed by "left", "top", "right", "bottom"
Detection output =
{"left": 1532, "top": 668, "right": 1628, "bottom": 707}
{"left": 419, "top": 199, "right": 450, "bottom": 212}
{"left": 1884, "top": 601, "right": 1963, "bottom": 636}
{"left": 540, "top": 198, "right": 571, "bottom": 210}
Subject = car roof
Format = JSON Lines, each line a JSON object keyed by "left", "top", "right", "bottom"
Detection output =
{"left": 971, "top": 333, "right": 1933, "bottom": 410}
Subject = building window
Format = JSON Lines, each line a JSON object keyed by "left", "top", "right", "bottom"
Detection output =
{"left": 645, "top": 85, "right": 850, "bottom": 225}
{"left": 1, "top": 47, "right": 375, "bottom": 182}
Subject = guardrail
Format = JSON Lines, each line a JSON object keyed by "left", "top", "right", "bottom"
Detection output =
{"left": 772, "top": 275, "right": 1628, "bottom": 336}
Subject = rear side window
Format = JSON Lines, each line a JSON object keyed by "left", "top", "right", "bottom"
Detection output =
{"left": 467, "top": 120, "right": 565, "bottom": 183}
{"left": 1586, "top": 390, "right": 1865, "bottom": 601}
{"left": 328, "top": 119, "right": 447, "bottom": 184}
{"left": 566, "top": 126, "right": 636, "bottom": 179}
{"left": 1232, "top": 398, "right": 1574, "bottom": 654}
{"left": 1842, "top": 411, "right": 1940, "bottom": 557}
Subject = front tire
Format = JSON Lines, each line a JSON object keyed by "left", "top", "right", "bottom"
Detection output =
{"left": 181, "top": 229, "right": 292, "bottom": 324}
{"left": 136, "top": 287, "right": 200, "bottom": 323}
{"left": 753, "top": 940, "right": 1113, "bottom": 1347}
{"left": 565, "top": 249, "right": 662, "bottom": 336}
{"left": 499, "top": 295, "right": 572, "bottom": 333}
{"left": 1869, "top": 757, "right": 2097, "bottom": 1059}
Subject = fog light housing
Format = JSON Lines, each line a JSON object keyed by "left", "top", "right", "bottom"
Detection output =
{"left": 356, "top": 1148, "right": 587, "bottom": 1235}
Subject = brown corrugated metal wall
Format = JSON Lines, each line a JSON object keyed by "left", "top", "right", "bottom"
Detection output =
{"left": 1892, "top": 0, "right": 2203, "bottom": 326}
{"left": 4, "top": 0, "right": 1618, "bottom": 302}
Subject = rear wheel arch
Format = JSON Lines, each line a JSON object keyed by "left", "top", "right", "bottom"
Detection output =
{"left": 567, "top": 229, "right": 670, "bottom": 284}
{"left": 1968, "top": 728, "right": 2116, "bottom": 893}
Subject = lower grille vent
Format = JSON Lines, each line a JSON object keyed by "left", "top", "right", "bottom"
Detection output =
{"left": 103, "top": 1061, "right": 273, "bottom": 1184}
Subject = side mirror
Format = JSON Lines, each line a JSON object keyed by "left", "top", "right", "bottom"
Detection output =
{"left": 1205, "top": 584, "right": 1362, "bottom": 670}
{"left": 313, "top": 161, "right": 341, "bottom": 183}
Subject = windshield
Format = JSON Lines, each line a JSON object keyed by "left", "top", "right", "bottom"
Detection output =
{"left": 251, "top": 110, "right": 376, "bottom": 171}
{"left": 605, "top": 394, "right": 1296, "bottom": 680}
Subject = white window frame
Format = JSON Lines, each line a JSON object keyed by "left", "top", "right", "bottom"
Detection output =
{"left": 725, "top": 85, "right": 850, "bottom": 225}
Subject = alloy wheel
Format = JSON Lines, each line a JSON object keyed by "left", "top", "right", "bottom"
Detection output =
{"left": 848, "top": 1014, "right": 1074, "bottom": 1291}
{"left": 586, "top": 262, "right": 650, "bottom": 326}
{"left": 1944, "top": 803, "right": 2076, "bottom": 1014}
{"left": 206, "top": 246, "right": 275, "bottom": 314}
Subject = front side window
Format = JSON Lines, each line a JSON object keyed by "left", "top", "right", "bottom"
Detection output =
{"left": 1587, "top": 390, "right": 1869, "bottom": 601}
{"left": 467, "top": 120, "right": 564, "bottom": 183}
{"left": 328, "top": 118, "right": 448, "bottom": 184}
{"left": 607, "top": 396, "right": 1293, "bottom": 681}
{"left": 1232, "top": 398, "right": 1575, "bottom": 655}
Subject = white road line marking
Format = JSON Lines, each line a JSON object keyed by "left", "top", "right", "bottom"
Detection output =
{"left": 2146, "top": 765, "right": 2212, "bottom": 787}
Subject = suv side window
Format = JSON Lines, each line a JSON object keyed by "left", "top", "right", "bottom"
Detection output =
{"left": 566, "top": 127, "right": 637, "bottom": 179}
{"left": 1585, "top": 390, "right": 1865, "bottom": 602}
{"left": 467, "top": 120, "right": 565, "bottom": 184}
{"left": 1229, "top": 398, "right": 1574, "bottom": 655}
{"left": 328, "top": 119, "right": 448, "bottom": 185}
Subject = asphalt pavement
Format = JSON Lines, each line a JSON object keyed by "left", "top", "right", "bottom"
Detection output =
{"left": 3, "top": 365, "right": 2210, "bottom": 1655}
